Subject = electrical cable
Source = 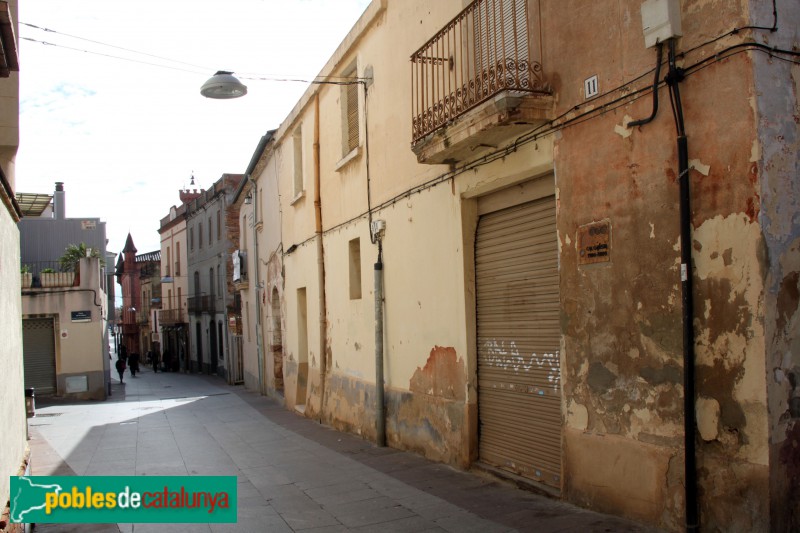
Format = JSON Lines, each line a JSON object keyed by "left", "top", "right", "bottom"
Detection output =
{"left": 628, "top": 41, "right": 664, "bottom": 128}
{"left": 20, "top": 36, "right": 207, "bottom": 75}
{"left": 20, "top": 22, "right": 212, "bottom": 70}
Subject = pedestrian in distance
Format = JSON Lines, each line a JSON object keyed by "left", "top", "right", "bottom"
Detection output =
{"left": 129, "top": 352, "right": 140, "bottom": 377}
{"left": 115, "top": 357, "right": 126, "bottom": 384}
{"left": 150, "top": 350, "right": 159, "bottom": 373}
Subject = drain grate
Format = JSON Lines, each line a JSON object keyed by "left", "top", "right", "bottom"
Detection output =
{"left": 34, "top": 413, "right": 63, "bottom": 418}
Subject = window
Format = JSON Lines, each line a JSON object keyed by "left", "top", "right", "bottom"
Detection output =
{"left": 209, "top": 268, "right": 215, "bottom": 299}
{"left": 208, "top": 216, "right": 213, "bottom": 245}
{"left": 168, "top": 289, "right": 173, "bottom": 310}
{"left": 177, "top": 287, "right": 182, "bottom": 309}
{"left": 166, "top": 246, "right": 171, "bottom": 277}
{"left": 194, "top": 271, "right": 200, "bottom": 296}
{"left": 297, "top": 288, "right": 308, "bottom": 367}
{"left": 293, "top": 125, "right": 304, "bottom": 197}
{"left": 242, "top": 215, "right": 248, "bottom": 249}
{"left": 342, "top": 64, "right": 360, "bottom": 155}
{"left": 175, "top": 242, "right": 181, "bottom": 276}
{"left": 190, "top": 227, "right": 194, "bottom": 251}
{"left": 349, "top": 238, "right": 362, "bottom": 299}
{"left": 199, "top": 222, "right": 203, "bottom": 249}
{"left": 217, "top": 210, "right": 222, "bottom": 240}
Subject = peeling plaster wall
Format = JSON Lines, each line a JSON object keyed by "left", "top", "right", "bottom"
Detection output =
{"left": 319, "top": 182, "right": 473, "bottom": 464}
{"left": 546, "top": 0, "right": 774, "bottom": 529}
{"left": 240, "top": 0, "right": 798, "bottom": 529}
{"left": 749, "top": 2, "right": 800, "bottom": 529}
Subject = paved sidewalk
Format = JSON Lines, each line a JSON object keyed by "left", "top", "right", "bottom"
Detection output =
{"left": 28, "top": 369, "right": 662, "bottom": 532}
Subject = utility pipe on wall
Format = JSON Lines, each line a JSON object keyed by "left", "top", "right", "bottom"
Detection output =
{"left": 313, "top": 94, "right": 329, "bottom": 420}
{"left": 626, "top": 36, "right": 698, "bottom": 532}
{"left": 666, "top": 38, "right": 698, "bottom": 532}
{"left": 374, "top": 239, "right": 385, "bottom": 447}
{"left": 250, "top": 176, "right": 265, "bottom": 395}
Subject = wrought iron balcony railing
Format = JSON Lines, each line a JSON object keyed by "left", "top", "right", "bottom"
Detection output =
{"left": 411, "top": 0, "right": 549, "bottom": 143}
{"left": 187, "top": 295, "right": 216, "bottom": 314}
{"left": 159, "top": 308, "right": 186, "bottom": 325}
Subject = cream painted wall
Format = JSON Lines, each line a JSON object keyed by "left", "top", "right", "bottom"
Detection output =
{"left": 0, "top": 0, "right": 25, "bottom": 513}
{"left": 266, "top": 0, "right": 560, "bottom": 412}
{"left": 280, "top": 244, "right": 321, "bottom": 410}
{"left": 160, "top": 218, "right": 188, "bottom": 314}
{"left": 0, "top": 205, "right": 27, "bottom": 517}
{"left": 22, "top": 258, "right": 107, "bottom": 398}
{"left": 238, "top": 195, "right": 260, "bottom": 391}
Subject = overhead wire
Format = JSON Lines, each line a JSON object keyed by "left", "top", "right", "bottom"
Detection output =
{"left": 20, "top": 22, "right": 212, "bottom": 71}
{"left": 20, "top": 36, "right": 208, "bottom": 75}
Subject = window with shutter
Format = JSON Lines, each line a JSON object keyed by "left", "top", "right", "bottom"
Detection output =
{"left": 293, "top": 126, "right": 304, "bottom": 196}
{"left": 346, "top": 82, "right": 359, "bottom": 152}
{"left": 341, "top": 64, "right": 360, "bottom": 156}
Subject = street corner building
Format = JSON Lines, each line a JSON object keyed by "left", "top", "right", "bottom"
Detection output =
{"left": 213, "top": 0, "right": 799, "bottom": 531}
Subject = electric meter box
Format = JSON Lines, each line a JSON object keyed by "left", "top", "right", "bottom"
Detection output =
{"left": 641, "top": 0, "right": 682, "bottom": 48}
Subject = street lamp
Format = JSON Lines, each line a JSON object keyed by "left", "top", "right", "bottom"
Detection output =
{"left": 200, "top": 71, "right": 248, "bottom": 99}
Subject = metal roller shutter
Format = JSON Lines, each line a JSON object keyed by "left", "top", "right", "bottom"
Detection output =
{"left": 476, "top": 194, "right": 561, "bottom": 490}
{"left": 22, "top": 318, "right": 57, "bottom": 395}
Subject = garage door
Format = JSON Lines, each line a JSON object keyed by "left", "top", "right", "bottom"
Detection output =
{"left": 23, "top": 318, "right": 57, "bottom": 395}
{"left": 476, "top": 194, "right": 561, "bottom": 490}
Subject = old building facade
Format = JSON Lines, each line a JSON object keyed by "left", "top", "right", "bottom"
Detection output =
{"left": 238, "top": 0, "right": 799, "bottom": 530}
{"left": 21, "top": 256, "right": 109, "bottom": 400}
{"left": 185, "top": 173, "right": 244, "bottom": 377}
{"left": 158, "top": 192, "right": 196, "bottom": 372}
{"left": 115, "top": 234, "right": 160, "bottom": 361}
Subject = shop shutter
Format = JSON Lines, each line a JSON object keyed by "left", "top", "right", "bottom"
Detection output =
{"left": 22, "top": 318, "right": 57, "bottom": 395}
{"left": 476, "top": 194, "right": 561, "bottom": 490}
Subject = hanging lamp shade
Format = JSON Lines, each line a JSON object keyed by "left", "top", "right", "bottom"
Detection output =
{"left": 200, "top": 71, "right": 248, "bottom": 99}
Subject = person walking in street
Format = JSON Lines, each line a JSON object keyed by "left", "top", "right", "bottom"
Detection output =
{"left": 149, "top": 349, "right": 159, "bottom": 373}
{"left": 129, "top": 352, "right": 140, "bottom": 377}
{"left": 115, "top": 357, "right": 126, "bottom": 384}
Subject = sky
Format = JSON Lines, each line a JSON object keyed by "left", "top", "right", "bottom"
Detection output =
{"left": 17, "top": 0, "right": 372, "bottom": 261}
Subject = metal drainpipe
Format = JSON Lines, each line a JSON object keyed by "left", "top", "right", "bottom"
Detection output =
{"left": 374, "top": 239, "right": 385, "bottom": 446}
{"left": 250, "top": 176, "right": 265, "bottom": 395}
{"left": 629, "top": 38, "right": 698, "bottom": 530}
{"left": 314, "top": 94, "right": 328, "bottom": 421}
{"left": 667, "top": 36, "right": 698, "bottom": 531}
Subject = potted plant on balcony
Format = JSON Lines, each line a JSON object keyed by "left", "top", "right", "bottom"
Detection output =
{"left": 58, "top": 242, "right": 103, "bottom": 286}
{"left": 40, "top": 267, "right": 75, "bottom": 288}
{"left": 20, "top": 265, "right": 32, "bottom": 288}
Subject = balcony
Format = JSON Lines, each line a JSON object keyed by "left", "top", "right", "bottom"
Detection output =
{"left": 159, "top": 308, "right": 186, "bottom": 325}
{"left": 21, "top": 261, "right": 77, "bottom": 289}
{"left": 233, "top": 249, "right": 248, "bottom": 291}
{"left": 188, "top": 295, "right": 216, "bottom": 315}
{"left": 137, "top": 310, "right": 150, "bottom": 326}
{"left": 411, "top": 0, "right": 552, "bottom": 164}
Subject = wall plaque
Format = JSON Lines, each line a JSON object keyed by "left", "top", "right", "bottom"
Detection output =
{"left": 71, "top": 310, "right": 92, "bottom": 322}
{"left": 578, "top": 220, "right": 611, "bottom": 265}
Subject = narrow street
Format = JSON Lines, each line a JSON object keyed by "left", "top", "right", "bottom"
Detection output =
{"left": 29, "top": 367, "right": 660, "bottom": 533}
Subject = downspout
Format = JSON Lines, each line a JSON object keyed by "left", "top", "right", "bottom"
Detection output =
{"left": 314, "top": 94, "right": 329, "bottom": 421}
{"left": 627, "top": 37, "right": 697, "bottom": 532}
{"left": 666, "top": 38, "right": 698, "bottom": 532}
{"left": 374, "top": 239, "right": 385, "bottom": 446}
{"left": 362, "top": 79, "right": 386, "bottom": 447}
{"left": 250, "top": 177, "right": 265, "bottom": 395}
